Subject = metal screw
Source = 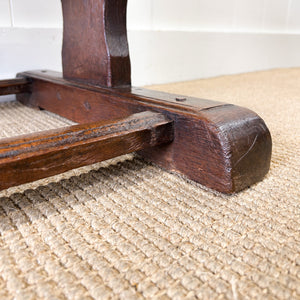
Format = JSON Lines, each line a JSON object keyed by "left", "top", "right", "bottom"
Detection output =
{"left": 175, "top": 97, "right": 187, "bottom": 102}
{"left": 56, "top": 92, "right": 62, "bottom": 101}
{"left": 84, "top": 101, "right": 91, "bottom": 110}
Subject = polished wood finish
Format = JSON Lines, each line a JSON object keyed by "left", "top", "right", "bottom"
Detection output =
{"left": 0, "top": 78, "right": 31, "bottom": 96}
{"left": 0, "top": 111, "right": 173, "bottom": 190}
{"left": 61, "top": 0, "right": 131, "bottom": 87}
{"left": 17, "top": 71, "right": 272, "bottom": 193}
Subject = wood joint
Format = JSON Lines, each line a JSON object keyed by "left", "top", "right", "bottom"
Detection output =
{"left": 0, "top": 111, "right": 173, "bottom": 190}
{"left": 0, "top": 0, "right": 272, "bottom": 193}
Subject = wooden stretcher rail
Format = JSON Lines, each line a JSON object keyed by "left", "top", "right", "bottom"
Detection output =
{"left": 16, "top": 70, "right": 272, "bottom": 194}
{"left": 0, "top": 0, "right": 272, "bottom": 194}
{"left": 0, "top": 111, "right": 173, "bottom": 190}
{"left": 0, "top": 78, "right": 31, "bottom": 96}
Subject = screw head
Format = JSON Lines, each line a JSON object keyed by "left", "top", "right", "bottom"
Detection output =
{"left": 175, "top": 97, "right": 187, "bottom": 102}
{"left": 84, "top": 101, "right": 91, "bottom": 110}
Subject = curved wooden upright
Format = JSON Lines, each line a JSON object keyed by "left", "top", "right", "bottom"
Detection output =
{"left": 61, "top": 0, "right": 131, "bottom": 87}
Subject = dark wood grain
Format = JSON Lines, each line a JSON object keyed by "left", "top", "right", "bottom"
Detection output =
{"left": 0, "top": 78, "right": 31, "bottom": 96}
{"left": 0, "top": 111, "right": 173, "bottom": 190}
{"left": 17, "top": 71, "right": 272, "bottom": 193}
{"left": 61, "top": 0, "right": 131, "bottom": 87}
{"left": 4, "top": 0, "right": 272, "bottom": 193}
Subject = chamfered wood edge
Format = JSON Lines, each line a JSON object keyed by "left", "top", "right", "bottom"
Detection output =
{"left": 61, "top": 0, "right": 131, "bottom": 87}
{"left": 0, "top": 111, "right": 174, "bottom": 191}
{"left": 15, "top": 70, "right": 272, "bottom": 194}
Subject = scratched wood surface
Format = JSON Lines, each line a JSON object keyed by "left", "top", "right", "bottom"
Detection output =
{"left": 0, "top": 111, "right": 173, "bottom": 190}
{"left": 0, "top": 0, "right": 272, "bottom": 193}
{"left": 17, "top": 71, "right": 272, "bottom": 193}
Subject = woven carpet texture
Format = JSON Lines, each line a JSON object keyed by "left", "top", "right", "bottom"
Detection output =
{"left": 0, "top": 68, "right": 299, "bottom": 299}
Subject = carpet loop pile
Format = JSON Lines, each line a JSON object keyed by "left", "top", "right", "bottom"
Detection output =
{"left": 0, "top": 68, "right": 299, "bottom": 299}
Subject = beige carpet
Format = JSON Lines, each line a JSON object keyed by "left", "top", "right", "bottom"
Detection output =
{"left": 0, "top": 68, "right": 299, "bottom": 299}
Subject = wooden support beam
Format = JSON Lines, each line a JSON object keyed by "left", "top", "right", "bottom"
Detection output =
{"left": 0, "top": 0, "right": 272, "bottom": 194}
{"left": 17, "top": 71, "right": 272, "bottom": 194}
{"left": 0, "top": 78, "right": 31, "bottom": 96}
{"left": 0, "top": 111, "right": 173, "bottom": 190}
